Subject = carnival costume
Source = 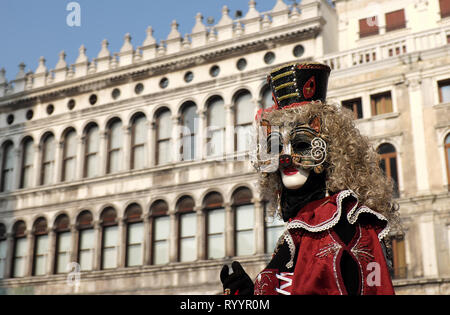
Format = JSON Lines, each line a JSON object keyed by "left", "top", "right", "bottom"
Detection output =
{"left": 220, "top": 62, "right": 397, "bottom": 295}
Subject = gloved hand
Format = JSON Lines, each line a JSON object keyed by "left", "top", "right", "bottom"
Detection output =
{"left": 220, "top": 261, "right": 254, "bottom": 295}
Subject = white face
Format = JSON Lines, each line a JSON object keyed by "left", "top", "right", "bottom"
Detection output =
{"left": 280, "top": 166, "right": 311, "bottom": 190}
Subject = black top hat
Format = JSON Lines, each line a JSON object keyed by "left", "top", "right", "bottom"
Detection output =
{"left": 267, "top": 62, "right": 331, "bottom": 109}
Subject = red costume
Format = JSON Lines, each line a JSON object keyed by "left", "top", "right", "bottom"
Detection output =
{"left": 254, "top": 190, "right": 394, "bottom": 295}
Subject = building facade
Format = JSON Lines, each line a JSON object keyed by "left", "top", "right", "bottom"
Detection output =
{"left": 0, "top": 0, "right": 449, "bottom": 295}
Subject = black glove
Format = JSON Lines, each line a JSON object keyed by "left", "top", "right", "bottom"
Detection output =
{"left": 220, "top": 261, "right": 254, "bottom": 295}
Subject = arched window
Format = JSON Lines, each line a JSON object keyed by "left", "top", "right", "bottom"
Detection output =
{"left": 125, "top": 203, "right": 143, "bottom": 267}
{"left": 233, "top": 187, "right": 254, "bottom": 256}
{"left": 54, "top": 214, "right": 71, "bottom": 274}
{"left": 234, "top": 90, "right": 254, "bottom": 152}
{"left": 377, "top": 143, "right": 399, "bottom": 197}
{"left": 207, "top": 96, "right": 225, "bottom": 157}
{"left": 204, "top": 192, "right": 225, "bottom": 260}
{"left": 181, "top": 102, "right": 198, "bottom": 161}
{"left": 445, "top": 133, "right": 450, "bottom": 188}
{"left": 20, "top": 137, "right": 34, "bottom": 189}
{"left": 107, "top": 119, "right": 123, "bottom": 174}
{"left": 62, "top": 129, "right": 77, "bottom": 182}
{"left": 41, "top": 133, "right": 55, "bottom": 185}
{"left": 1, "top": 141, "right": 15, "bottom": 192}
{"left": 264, "top": 203, "right": 285, "bottom": 254}
{"left": 77, "top": 210, "right": 94, "bottom": 271}
{"left": 177, "top": 196, "right": 196, "bottom": 262}
{"left": 261, "top": 85, "right": 273, "bottom": 109}
{"left": 84, "top": 124, "right": 99, "bottom": 178}
{"left": 155, "top": 109, "right": 172, "bottom": 165}
{"left": 32, "top": 217, "right": 48, "bottom": 276}
{"left": 100, "top": 207, "right": 118, "bottom": 270}
{"left": 12, "top": 221, "right": 27, "bottom": 278}
{"left": 150, "top": 200, "right": 169, "bottom": 265}
{"left": 0, "top": 223, "right": 7, "bottom": 279}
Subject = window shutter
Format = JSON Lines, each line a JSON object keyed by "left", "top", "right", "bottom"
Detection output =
{"left": 359, "top": 17, "right": 379, "bottom": 38}
{"left": 386, "top": 9, "right": 406, "bottom": 32}
{"left": 440, "top": 0, "right": 450, "bottom": 18}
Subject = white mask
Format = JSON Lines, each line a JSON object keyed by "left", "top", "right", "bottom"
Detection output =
{"left": 280, "top": 166, "right": 311, "bottom": 190}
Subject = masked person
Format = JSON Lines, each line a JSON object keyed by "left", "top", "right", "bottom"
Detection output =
{"left": 220, "top": 62, "right": 399, "bottom": 295}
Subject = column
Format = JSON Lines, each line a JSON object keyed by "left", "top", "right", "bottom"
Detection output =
{"left": 123, "top": 125, "right": 131, "bottom": 171}
{"left": 168, "top": 210, "right": 178, "bottom": 262}
{"left": 54, "top": 141, "right": 64, "bottom": 183}
{"left": 195, "top": 206, "right": 205, "bottom": 260}
{"left": 224, "top": 203, "right": 234, "bottom": 257}
{"left": 118, "top": 219, "right": 126, "bottom": 268}
{"left": 33, "top": 143, "right": 41, "bottom": 186}
{"left": 70, "top": 225, "right": 79, "bottom": 265}
{"left": 25, "top": 232, "right": 34, "bottom": 277}
{"left": 4, "top": 234, "right": 14, "bottom": 278}
{"left": 224, "top": 104, "right": 234, "bottom": 158}
{"left": 93, "top": 222, "right": 102, "bottom": 270}
{"left": 47, "top": 229, "right": 57, "bottom": 274}
{"left": 99, "top": 130, "right": 108, "bottom": 175}
{"left": 13, "top": 147, "right": 22, "bottom": 190}
{"left": 148, "top": 121, "right": 156, "bottom": 167}
{"left": 407, "top": 77, "right": 430, "bottom": 194}
{"left": 76, "top": 135, "right": 85, "bottom": 179}
{"left": 196, "top": 109, "right": 206, "bottom": 161}
{"left": 172, "top": 115, "right": 181, "bottom": 163}
{"left": 253, "top": 199, "right": 265, "bottom": 255}
{"left": 143, "top": 216, "right": 151, "bottom": 265}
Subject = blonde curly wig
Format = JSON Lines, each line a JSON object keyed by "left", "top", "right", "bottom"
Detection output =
{"left": 254, "top": 101, "right": 400, "bottom": 227}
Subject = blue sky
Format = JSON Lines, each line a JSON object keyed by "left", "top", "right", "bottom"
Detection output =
{"left": 0, "top": 0, "right": 294, "bottom": 81}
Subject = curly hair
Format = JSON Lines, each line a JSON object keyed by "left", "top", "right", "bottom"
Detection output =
{"left": 254, "top": 101, "right": 400, "bottom": 227}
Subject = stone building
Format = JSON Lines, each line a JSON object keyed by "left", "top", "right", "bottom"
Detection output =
{"left": 0, "top": 0, "right": 449, "bottom": 294}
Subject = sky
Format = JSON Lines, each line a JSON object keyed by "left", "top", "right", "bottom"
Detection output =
{"left": 0, "top": 0, "right": 296, "bottom": 82}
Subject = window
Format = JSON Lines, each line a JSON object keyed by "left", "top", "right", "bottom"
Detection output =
{"left": 184, "top": 71, "right": 194, "bottom": 83}
{"left": 209, "top": 65, "right": 220, "bottom": 77}
{"left": 385, "top": 9, "right": 406, "bottom": 32}
{"left": 264, "top": 52, "right": 275, "bottom": 65}
{"left": 54, "top": 214, "right": 71, "bottom": 274}
{"left": 377, "top": 143, "right": 399, "bottom": 197}
{"left": 445, "top": 134, "right": 450, "bottom": 188}
{"left": 131, "top": 114, "right": 147, "bottom": 170}
{"left": 265, "top": 204, "right": 285, "bottom": 254}
{"left": 112, "top": 88, "right": 121, "bottom": 100}
{"left": 84, "top": 124, "right": 99, "bottom": 178}
{"left": 293, "top": 44, "right": 305, "bottom": 58}
{"left": 41, "top": 133, "right": 55, "bottom": 185}
{"left": 371, "top": 91, "right": 393, "bottom": 116}
{"left": 181, "top": 102, "right": 198, "bottom": 161}
{"left": 1, "top": 141, "right": 14, "bottom": 192}
{"left": 389, "top": 235, "right": 407, "bottom": 279}
{"left": 440, "top": 0, "right": 450, "bottom": 19}
{"left": 236, "top": 58, "right": 247, "bottom": 71}
{"left": 438, "top": 79, "right": 450, "bottom": 103}
{"left": 101, "top": 207, "right": 118, "bottom": 270}
{"left": 12, "top": 221, "right": 27, "bottom": 278}
{"left": 234, "top": 90, "right": 254, "bottom": 152}
{"left": 77, "top": 211, "right": 94, "bottom": 271}
{"left": 233, "top": 187, "right": 254, "bottom": 256}
{"left": 0, "top": 224, "right": 7, "bottom": 279}
{"left": 151, "top": 200, "right": 169, "bottom": 265}
{"left": 62, "top": 129, "right": 77, "bottom": 182}
{"left": 107, "top": 119, "right": 123, "bottom": 174}
{"left": 20, "top": 138, "right": 34, "bottom": 189}
{"left": 359, "top": 17, "right": 379, "bottom": 38}
{"left": 159, "top": 77, "right": 169, "bottom": 89}
{"left": 177, "top": 196, "right": 196, "bottom": 262}
{"left": 342, "top": 97, "right": 363, "bottom": 119}
{"left": 204, "top": 192, "right": 225, "bottom": 260}
{"left": 7, "top": 114, "right": 14, "bottom": 125}
{"left": 125, "top": 204, "right": 143, "bottom": 267}
{"left": 261, "top": 86, "right": 273, "bottom": 109}
{"left": 207, "top": 97, "right": 225, "bottom": 157}
{"left": 155, "top": 109, "right": 172, "bottom": 165}
{"left": 33, "top": 218, "right": 48, "bottom": 276}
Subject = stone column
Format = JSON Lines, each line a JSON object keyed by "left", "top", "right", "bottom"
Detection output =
{"left": 143, "top": 216, "right": 151, "bottom": 265}
{"left": 253, "top": 199, "right": 265, "bottom": 255}
{"left": 3, "top": 234, "right": 14, "bottom": 278}
{"left": 195, "top": 206, "right": 205, "bottom": 260}
{"left": 70, "top": 225, "right": 79, "bottom": 265}
{"left": 54, "top": 140, "right": 64, "bottom": 183}
{"left": 224, "top": 203, "right": 234, "bottom": 257}
{"left": 76, "top": 135, "right": 85, "bottom": 179}
{"left": 196, "top": 109, "right": 206, "bottom": 160}
{"left": 47, "top": 229, "right": 57, "bottom": 275}
{"left": 123, "top": 125, "right": 131, "bottom": 171}
{"left": 118, "top": 219, "right": 126, "bottom": 268}
{"left": 25, "top": 232, "right": 34, "bottom": 277}
{"left": 172, "top": 115, "right": 181, "bottom": 163}
{"left": 93, "top": 222, "right": 102, "bottom": 271}
{"left": 33, "top": 143, "right": 41, "bottom": 186}
{"left": 13, "top": 147, "right": 22, "bottom": 190}
{"left": 169, "top": 210, "right": 178, "bottom": 262}
{"left": 148, "top": 121, "right": 156, "bottom": 167}
{"left": 99, "top": 130, "right": 108, "bottom": 175}
{"left": 224, "top": 104, "right": 235, "bottom": 158}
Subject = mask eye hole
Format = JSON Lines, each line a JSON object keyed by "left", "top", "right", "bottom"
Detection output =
{"left": 292, "top": 140, "right": 311, "bottom": 155}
